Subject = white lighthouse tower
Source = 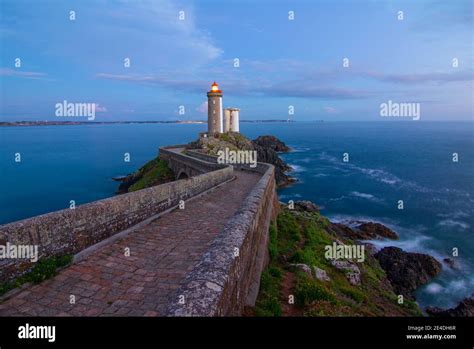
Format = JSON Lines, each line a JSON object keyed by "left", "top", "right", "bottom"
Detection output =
{"left": 224, "top": 108, "right": 240, "bottom": 133}
{"left": 207, "top": 82, "right": 223, "bottom": 135}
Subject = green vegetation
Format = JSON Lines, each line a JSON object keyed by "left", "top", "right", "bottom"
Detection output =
{"left": 254, "top": 266, "right": 283, "bottom": 316}
{"left": 196, "top": 132, "right": 254, "bottom": 156}
{"left": 253, "top": 206, "right": 423, "bottom": 317}
{"left": 128, "top": 158, "right": 174, "bottom": 192}
{"left": 0, "top": 255, "right": 73, "bottom": 297}
{"left": 294, "top": 275, "right": 337, "bottom": 307}
{"left": 217, "top": 132, "right": 252, "bottom": 149}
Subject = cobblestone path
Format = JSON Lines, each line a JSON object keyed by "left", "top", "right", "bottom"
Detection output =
{"left": 0, "top": 171, "right": 260, "bottom": 316}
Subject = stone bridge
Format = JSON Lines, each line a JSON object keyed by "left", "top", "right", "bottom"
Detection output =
{"left": 0, "top": 146, "right": 279, "bottom": 316}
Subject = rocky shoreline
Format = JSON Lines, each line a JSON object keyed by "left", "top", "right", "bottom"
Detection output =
{"left": 292, "top": 202, "right": 474, "bottom": 316}
{"left": 281, "top": 201, "right": 473, "bottom": 316}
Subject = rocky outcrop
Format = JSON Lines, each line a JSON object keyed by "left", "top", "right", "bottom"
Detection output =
{"left": 313, "top": 266, "right": 331, "bottom": 282}
{"left": 330, "top": 260, "right": 361, "bottom": 286}
{"left": 290, "top": 264, "right": 331, "bottom": 282}
{"left": 443, "top": 257, "right": 460, "bottom": 270}
{"left": 375, "top": 247, "right": 442, "bottom": 299}
{"left": 329, "top": 221, "right": 398, "bottom": 241}
{"left": 289, "top": 263, "right": 312, "bottom": 277}
{"left": 252, "top": 135, "right": 291, "bottom": 153}
{"left": 190, "top": 132, "right": 295, "bottom": 188}
{"left": 356, "top": 222, "right": 398, "bottom": 240}
{"left": 251, "top": 136, "right": 294, "bottom": 187}
{"left": 294, "top": 200, "right": 320, "bottom": 213}
{"left": 426, "top": 295, "right": 474, "bottom": 317}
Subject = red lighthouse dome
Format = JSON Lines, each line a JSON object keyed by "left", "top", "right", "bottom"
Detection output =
{"left": 210, "top": 81, "right": 221, "bottom": 93}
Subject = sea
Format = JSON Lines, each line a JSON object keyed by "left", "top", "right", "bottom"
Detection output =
{"left": 1, "top": 121, "right": 473, "bottom": 310}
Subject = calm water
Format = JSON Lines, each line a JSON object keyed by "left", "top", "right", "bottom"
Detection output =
{"left": 1, "top": 121, "right": 473, "bottom": 310}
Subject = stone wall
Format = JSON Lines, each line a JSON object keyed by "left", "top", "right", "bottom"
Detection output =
{"left": 166, "top": 162, "right": 280, "bottom": 316}
{"left": 185, "top": 149, "right": 270, "bottom": 175}
{"left": 159, "top": 146, "right": 228, "bottom": 179}
{"left": 0, "top": 158, "right": 233, "bottom": 283}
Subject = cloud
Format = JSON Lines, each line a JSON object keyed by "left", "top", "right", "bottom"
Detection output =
{"left": 261, "top": 81, "right": 366, "bottom": 99}
{"left": 94, "top": 103, "right": 107, "bottom": 112}
{"left": 363, "top": 70, "right": 474, "bottom": 85}
{"left": 0, "top": 68, "right": 46, "bottom": 79}
{"left": 323, "top": 106, "right": 338, "bottom": 114}
{"left": 2, "top": 0, "right": 222, "bottom": 72}
{"left": 95, "top": 73, "right": 209, "bottom": 93}
{"left": 96, "top": 72, "right": 366, "bottom": 100}
{"left": 196, "top": 101, "right": 208, "bottom": 113}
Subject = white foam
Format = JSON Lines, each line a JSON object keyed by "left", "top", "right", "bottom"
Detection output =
{"left": 350, "top": 191, "right": 384, "bottom": 203}
{"left": 438, "top": 219, "right": 470, "bottom": 230}
{"left": 426, "top": 283, "right": 443, "bottom": 294}
{"left": 289, "top": 164, "right": 305, "bottom": 173}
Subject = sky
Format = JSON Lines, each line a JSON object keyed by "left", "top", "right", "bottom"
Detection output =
{"left": 0, "top": 0, "right": 473, "bottom": 121}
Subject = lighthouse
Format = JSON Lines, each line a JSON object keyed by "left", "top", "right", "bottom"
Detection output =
{"left": 207, "top": 82, "right": 223, "bottom": 135}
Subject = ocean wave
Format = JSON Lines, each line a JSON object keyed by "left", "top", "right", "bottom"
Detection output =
{"left": 422, "top": 276, "right": 474, "bottom": 299}
{"left": 327, "top": 214, "right": 400, "bottom": 227}
{"left": 327, "top": 214, "right": 437, "bottom": 253}
{"left": 327, "top": 195, "right": 349, "bottom": 203}
{"left": 318, "top": 152, "right": 433, "bottom": 193}
{"left": 288, "top": 164, "right": 305, "bottom": 173}
{"left": 294, "top": 157, "right": 313, "bottom": 164}
{"left": 278, "top": 193, "right": 302, "bottom": 201}
{"left": 438, "top": 219, "right": 470, "bottom": 230}
{"left": 367, "top": 234, "right": 433, "bottom": 254}
{"left": 288, "top": 146, "right": 311, "bottom": 153}
{"left": 426, "top": 283, "right": 443, "bottom": 294}
{"left": 327, "top": 192, "right": 384, "bottom": 204}
{"left": 350, "top": 191, "right": 384, "bottom": 203}
{"left": 438, "top": 211, "right": 469, "bottom": 219}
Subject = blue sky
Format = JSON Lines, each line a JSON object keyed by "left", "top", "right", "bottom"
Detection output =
{"left": 0, "top": 0, "right": 472, "bottom": 121}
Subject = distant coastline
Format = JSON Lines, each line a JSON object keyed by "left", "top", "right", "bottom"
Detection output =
{"left": 0, "top": 120, "right": 297, "bottom": 127}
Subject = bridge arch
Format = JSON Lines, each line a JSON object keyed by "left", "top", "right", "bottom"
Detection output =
{"left": 177, "top": 170, "right": 190, "bottom": 180}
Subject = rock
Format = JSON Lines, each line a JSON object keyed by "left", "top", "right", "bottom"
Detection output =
{"left": 251, "top": 141, "right": 294, "bottom": 187}
{"left": 443, "top": 257, "right": 460, "bottom": 270}
{"left": 330, "top": 260, "right": 361, "bottom": 286}
{"left": 328, "top": 223, "right": 359, "bottom": 240}
{"left": 190, "top": 133, "right": 295, "bottom": 188}
{"left": 375, "top": 247, "right": 442, "bottom": 299}
{"left": 294, "top": 200, "right": 320, "bottom": 213}
{"left": 426, "top": 295, "right": 474, "bottom": 317}
{"left": 313, "top": 266, "right": 330, "bottom": 282}
{"left": 252, "top": 135, "right": 291, "bottom": 153}
{"left": 329, "top": 221, "right": 398, "bottom": 241}
{"left": 289, "top": 263, "right": 312, "bottom": 277}
{"left": 356, "top": 222, "right": 398, "bottom": 240}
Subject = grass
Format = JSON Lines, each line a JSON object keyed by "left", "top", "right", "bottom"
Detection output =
{"left": 0, "top": 255, "right": 73, "bottom": 297}
{"left": 294, "top": 275, "right": 337, "bottom": 307}
{"left": 254, "top": 266, "right": 283, "bottom": 316}
{"left": 128, "top": 158, "right": 174, "bottom": 192}
{"left": 253, "top": 205, "right": 424, "bottom": 317}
